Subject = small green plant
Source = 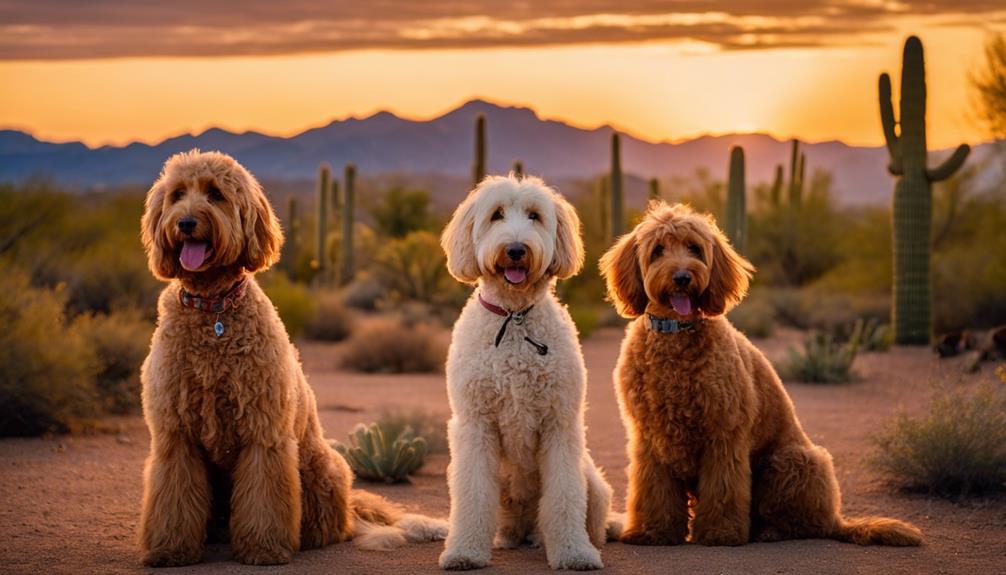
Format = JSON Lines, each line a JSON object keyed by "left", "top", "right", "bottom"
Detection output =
{"left": 303, "top": 291, "right": 354, "bottom": 342}
{"left": 872, "top": 382, "right": 1006, "bottom": 498}
{"left": 333, "top": 423, "right": 428, "bottom": 483}
{"left": 781, "top": 328, "right": 862, "bottom": 384}
{"left": 855, "top": 317, "right": 892, "bottom": 352}
{"left": 376, "top": 409, "right": 448, "bottom": 454}
{"left": 341, "top": 317, "right": 446, "bottom": 373}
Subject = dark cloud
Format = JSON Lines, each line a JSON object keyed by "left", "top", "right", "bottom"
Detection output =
{"left": 0, "top": 1, "right": 999, "bottom": 60}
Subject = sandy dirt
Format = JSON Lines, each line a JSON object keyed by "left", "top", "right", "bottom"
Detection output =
{"left": 2, "top": 327, "right": 1004, "bottom": 575}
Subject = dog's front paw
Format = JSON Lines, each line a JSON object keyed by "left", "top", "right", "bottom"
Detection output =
{"left": 232, "top": 539, "right": 294, "bottom": 565}
{"left": 141, "top": 545, "right": 204, "bottom": 567}
{"left": 548, "top": 545, "right": 603, "bottom": 571}
{"left": 620, "top": 527, "right": 685, "bottom": 546}
{"left": 439, "top": 547, "right": 490, "bottom": 570}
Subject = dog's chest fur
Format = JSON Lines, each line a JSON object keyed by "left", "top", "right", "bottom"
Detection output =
{"left": 618, "top": 318, "right": 755, "bottom": 480}
{"left": 447, "top": 291, "right": 585, "bottom": 470}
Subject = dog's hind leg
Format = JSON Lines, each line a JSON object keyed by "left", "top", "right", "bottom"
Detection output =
{"left": 299, "top": 433, "right": 354, "bottom": 549}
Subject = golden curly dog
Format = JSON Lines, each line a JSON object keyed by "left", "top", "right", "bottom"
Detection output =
{"left": 438, "top": 175, "right": 619, "bottom": 571}
{"left": 138, "top": 150, "right": 445, "bottom": 567}
{"left": 599, "top": 201, "right": 921, "bottom": 548}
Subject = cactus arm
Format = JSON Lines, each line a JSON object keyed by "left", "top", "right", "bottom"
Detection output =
{"left": 878, "top": 73, "right": 903, "bottom": 175}
{"left": 926, "top": 144, "right": 970, "bottom": 182}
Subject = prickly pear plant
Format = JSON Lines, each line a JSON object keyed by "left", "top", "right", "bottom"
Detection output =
{"left": 315, "top": 163, "right": 331, "bottom": 280}
{"left": 725, "top": 146, "right": 747, "bottom": 253}
{"left": 879, "top": 35, "right": 970, "bottom": 345}
{"left": 339, "top": 163, "right": 356, "bottom": 286}
{"left": 512, "top": 160, "right": 523, "bottom": 178}
{"left": 610, "top": 132, "right": 624, "bottom": 238}
{"left": 333, "top": 423, "right": 427, "bottom": 483}
{"left": 648, "top": 178, "right": 661, "bottom": 202}
{"left": 473, "top": 114, "right": 486, "bottom": 187}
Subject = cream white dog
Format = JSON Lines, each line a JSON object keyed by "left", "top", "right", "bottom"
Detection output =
{"left": 438, "top": 175, "right": 618, "bottom": 571}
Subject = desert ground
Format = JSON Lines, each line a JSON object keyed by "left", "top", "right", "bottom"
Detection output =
{"left": 1, "top": 327, "right": 1004, "bottom": 575}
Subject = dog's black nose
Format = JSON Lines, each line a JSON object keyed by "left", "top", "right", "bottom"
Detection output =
{"left": 177, "top": 216, "right": 197, "bottom": 235}
{"left": 672, "top": 271, "right": 692, "bottom": 287}
{"left": 506, "top": 243, "right": 527, "bottom": 261}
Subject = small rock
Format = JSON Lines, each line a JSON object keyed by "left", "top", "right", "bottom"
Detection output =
{"left": 116, "top": 434, "right": 132, "bottom": 445}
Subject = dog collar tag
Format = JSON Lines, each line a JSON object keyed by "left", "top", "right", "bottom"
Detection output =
{"left": 214, "top": 321, "right": 225, "bottom": 337}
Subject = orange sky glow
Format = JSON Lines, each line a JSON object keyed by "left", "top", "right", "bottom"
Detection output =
{"left": 0, "top": 7, "right": 1002, "bottom": 150}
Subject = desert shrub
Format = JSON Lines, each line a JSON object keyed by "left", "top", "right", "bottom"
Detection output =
{"left": 372, "top": 231, "right": 467, "bottom": 308}
{"left": 856, "top": 317, "right": 893, "bottom": 352}
{"left": 872, "top": 382, "right": 1006, "bottom": 498}
{"left": 259, "top": 272, "right": 315, "bottom": 338}
{"left": 780, "top": 331, "right": 860, "bottom": 384}
{"left": 375, "top": 409, "right": 449, "bottom": 454}
{"left": 728, "top": 290, "right": 776, "bottom": 338}
{"left": 368, "top": 187, "right": 435, "bottom": 238}
{"left": 567, "top": 303, "right": 601, "bottom": 339}
{"left": 0, "top": 269, "right": 101, "bottom": 436}
{"left": 342, "top": 275, "right": 386, "bottom": 311}
{"left": 341, "top": 317, "right": 446, "bottom": 373}
{"left": 74, "top": 309, "right": 152, "bottom": 414}
{"left": 304, "top": 291, "right": 354, "bottom": 342}
{"left": 332, "top": 422, "right": 427, "bottom": 483}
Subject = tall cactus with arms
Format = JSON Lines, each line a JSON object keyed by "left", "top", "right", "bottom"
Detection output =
{"left": 610, "top": 132, "right": 624, "bottom": 238}
{"left": 879, "top": 36, "right": 970, "bottom": 344}
{"left": 724, "top": 146, "right": 747, "bottom": 253}
{"left": 339, "top": 163, "right": 356, "bottom": 286}
{"left": 473, "top": 114, "right": 486, "bottom": 187}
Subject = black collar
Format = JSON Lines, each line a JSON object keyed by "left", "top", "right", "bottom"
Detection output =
{"left": 478, "top": 292, "right": 548, "bottom": 355}
{"left": 647, "top": 314, "right": 701, "bottom": 334}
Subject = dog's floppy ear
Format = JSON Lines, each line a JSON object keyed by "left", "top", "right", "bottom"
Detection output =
{"left": 240, "top": 169, "right": 284, "bottom": 273}
{"left": 599, "top": 230, "right": 647, "bottom": 318}
{"left": 441, "top": 189, "right": 481, "bottom": 284}
{"left": 140, "top": 175, "right": 180, "bottom": 280}
{"left": 548, "top": 194, "right": 584, "bottom": 279}
{"left": 698, "top": 219, "right": 754, "bottom": 316}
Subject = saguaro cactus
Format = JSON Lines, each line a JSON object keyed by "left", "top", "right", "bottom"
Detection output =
{"left": 339, "top": 163, "right": 357, "bottom": 286}
{"left": 512, "top": 160, "right": 523, "bottom": 178}
{"left": 879, "top": 35, "right": 970, "bottom": 345}
{"left": 770, "top": 164, "right": 784, "bottom": 206}
{"left": 610, "top": 132, "right": 624, "bottom": 238}
{"left": 648, "top": 178, "right": 661, "bottom": 202}
{"left": 315, "top": 163, "right": 331, "bottom": 278}
{"left": 787, "top": 140, "right": 806, "bottom": 206}
{"left": 472, "top": 114, "right": 486, "bottom": 187}
{"left": 725, "top": 146, "right": 747, "bottom": 253}
{"left": 282, "top": 196, "right": 301, "bottom": 273}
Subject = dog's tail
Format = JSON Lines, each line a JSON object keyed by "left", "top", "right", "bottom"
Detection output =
{"left": 350, "top": 490, "right": 448, "bottom": 551}
{"left": 831, "top": 516, "right": 922, "bottom": 546}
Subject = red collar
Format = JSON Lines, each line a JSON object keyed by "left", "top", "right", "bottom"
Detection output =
{"left": 478, "top": 292, "right": 510, "bottom": 317}
{"left": 179, "top": 278, "right": 248, "bottom": 313}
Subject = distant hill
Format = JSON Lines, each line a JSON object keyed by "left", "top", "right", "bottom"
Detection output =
{"left": 0, "top": 99, "right": 989, "bottom": 207}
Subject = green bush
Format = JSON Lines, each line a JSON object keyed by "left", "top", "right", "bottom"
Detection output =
{"left": 372, "top": 231, "right": 466, "bottom": 308}
{"left": 567, "top": 303, "right": 601, "bottom": 339}
{"left": 0, "top": 269, "right": 101, "bottom": 436}
{"left": 260, "top": 272, "right": 315, "bottom": 338}
{"left": 333, "top": 422, "right": 427, "bottom": 483}
{"left": 872, "top": 382, "right": 1006, "bottom": 498}
{"left": 375, "top": 409, "right": 449, "bottom": 454}
{"left": 368, "top": 187, "right": 436, "bottom": 238}
{"left": 341, "top": 317, "right": 446, "bottom": 373}
{"left": 780, "top": 330, "right": 860, "bottom": 384}
{"left": 74, "top": 309, "right": 152, "bottom": 414}
{"left": 304, "top": 291, "right": 354, "bottom": 342}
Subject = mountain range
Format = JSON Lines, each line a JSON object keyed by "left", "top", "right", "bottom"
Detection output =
{"left": 0, "top": 99, "right": 989, "bottom": 207}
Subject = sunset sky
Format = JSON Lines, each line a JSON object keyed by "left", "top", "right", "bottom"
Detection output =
{"left": 1, "top": 1, "right": 1004, "bottom": 149}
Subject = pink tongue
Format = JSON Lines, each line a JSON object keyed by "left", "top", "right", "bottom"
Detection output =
{"left": 504, "top": 267, "right": 527, "bottom": 284}
{"left": 670, "top": 294, "right": 692, "bottom": 316}
{"left": 179, "top": 241, "right": 208, "bottom": 271}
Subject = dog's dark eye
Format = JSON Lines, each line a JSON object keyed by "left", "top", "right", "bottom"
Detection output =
{"left": 651, "top": 245, "right": 663, "bottom": 260}
{"left": 528, "top": 211, "right": 539, "bottom": 221}
{"left": 688, "top": 243, "right": 702, "bottom": 258}
{"left": 206, "top": 184, "right": 224, "bottom": 202}
{"left": 170, "top": 188, "right": 184, "bottom": 203}
{"left": 491, "top": 208, "right": 504, "bottom": 222}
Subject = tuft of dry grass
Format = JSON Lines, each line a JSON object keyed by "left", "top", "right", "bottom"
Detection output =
{"left": 341, "top": 317, "right": 446, "bottom": 374}
{"left": 872, "top": 380, "right": 1006, "bottom": 498}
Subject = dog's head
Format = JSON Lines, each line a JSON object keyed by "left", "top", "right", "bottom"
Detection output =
{"left": 599, "top": 201, "right": 753, "bottom": 319}
{"left": 141, "top": 150, "right": 283, "bottom": 281}
{"left": 440, "top": 175, "right": 583, "bottom": 292}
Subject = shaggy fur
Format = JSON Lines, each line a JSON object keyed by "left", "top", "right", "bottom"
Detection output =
{"left": 438, "top": 175, "right": 620, "bottom": 571}
{"left": 137, "top": 150, "right": 446, "bottom": 567}
{"left": 599, "top": 201, "right": 922, "bottom": 548}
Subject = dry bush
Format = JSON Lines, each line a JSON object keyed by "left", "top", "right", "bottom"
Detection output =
{"left": 73, "top": 308, "right": 152, "bottom": 414}
{"left": 341, "top": 317, "right": 446, "bottom": 374}
{"left": 304, "top": 290, "right": 354, "bottom": 342}
{"left": 872, "top": 381, "right": 1006, "bottom": 498}
{"left": 779, "top": 331, "right": 859, "bottom": 384}
{"left": 260, "top": 272, "right": 315, "bottom": 338}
